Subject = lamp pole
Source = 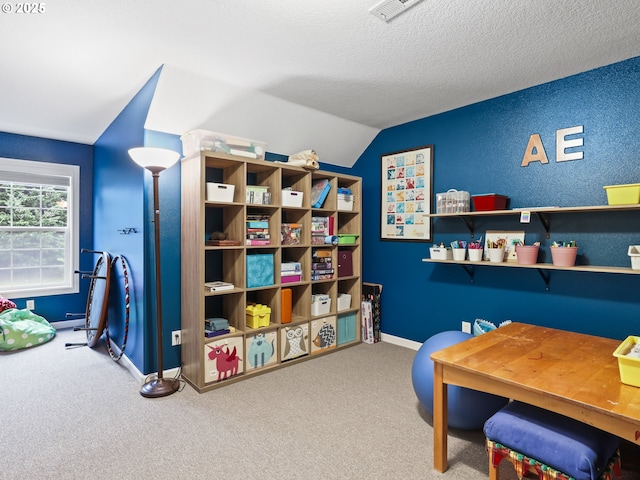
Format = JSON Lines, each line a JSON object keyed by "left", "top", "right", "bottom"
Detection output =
{"left": 128, "top": 148, "right": 180, "bottom": 398}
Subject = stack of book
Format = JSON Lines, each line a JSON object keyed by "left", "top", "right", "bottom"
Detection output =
{"left": 281, "top": 261, "right": 302, "bottom": 283}
{"left": 246, "top": 214, "right": 270, "bottom": 245}
{"left": 311, "top": 249, "right": 334, "bottom": 280}
{"left": 311, "top": 216, "right": 334, "bottom": 245}
{"left": 206, "top": 238, "right": 241, "bottom": 246}
{"left": 205, "top": 317, "right": 231, "bottom": 338}
{"left": 246, "top": 185, "right": 271, "bottom": 205}
{"left": 204, "top": 281, "right": 234, "bottom": 292}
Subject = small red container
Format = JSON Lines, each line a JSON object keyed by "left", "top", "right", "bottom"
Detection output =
{"left": 472, "top": 194, "right": 509, "bottom": 211}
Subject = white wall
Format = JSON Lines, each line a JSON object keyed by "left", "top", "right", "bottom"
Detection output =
{"left": 145, "top": 65, "right": 379, "bottom": 167}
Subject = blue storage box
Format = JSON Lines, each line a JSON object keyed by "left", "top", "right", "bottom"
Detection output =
{"left": 311, "top": 178, "right": 331, "bottom": 208}
{"left": 337, "top": 312, "right": 357, "bottom": 345}
{"left": 246, "top": 253, "right": 274, "bottom": 288}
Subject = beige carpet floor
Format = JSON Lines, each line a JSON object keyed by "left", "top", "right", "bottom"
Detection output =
{"left": 1, "top": 328, "right": 638, "bottom": 480}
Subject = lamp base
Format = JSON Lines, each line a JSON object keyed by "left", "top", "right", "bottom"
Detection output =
{"left": 140, "top": 377, "right": 179, "bottom": 398}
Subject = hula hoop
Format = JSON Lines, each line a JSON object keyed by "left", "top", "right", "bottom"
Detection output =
{"left": 84, "top": 251, "right": 111, "bottom": 348}
{"left": 105, "top": 254, "right": 130, "bottom": 361}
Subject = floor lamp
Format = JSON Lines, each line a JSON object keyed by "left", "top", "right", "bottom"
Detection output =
{"left": 129, "top": 146, "right": 181, "bottom": 398}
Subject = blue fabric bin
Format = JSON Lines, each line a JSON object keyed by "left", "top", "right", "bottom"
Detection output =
{"left": 246, "top": 253, "right": 274, "bottom": 288}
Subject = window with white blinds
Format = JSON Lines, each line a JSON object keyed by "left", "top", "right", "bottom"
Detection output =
{"left": 0, "top": 157, "right": 79, "bottom": 297}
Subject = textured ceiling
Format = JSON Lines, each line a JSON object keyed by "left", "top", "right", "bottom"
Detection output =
{"left": 1, "top": 0, "right": 639, "bottom": 153}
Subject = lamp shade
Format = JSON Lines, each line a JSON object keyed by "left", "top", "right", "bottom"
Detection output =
{"left": 128, "top": 147, "right": 180, "bottom": 171}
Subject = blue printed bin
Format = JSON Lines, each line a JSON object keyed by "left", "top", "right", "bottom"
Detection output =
{"left": 246, "top": 253, "right": 274, "bottom": 288}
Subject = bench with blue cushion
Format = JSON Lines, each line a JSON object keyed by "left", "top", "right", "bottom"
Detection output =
{"left": 483, "top": 401, "right": 621, "bottom": 480}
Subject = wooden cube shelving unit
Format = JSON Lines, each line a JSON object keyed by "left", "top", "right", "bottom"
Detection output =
{"left": 181, "top": 151, "right": 362, "bottom": 393}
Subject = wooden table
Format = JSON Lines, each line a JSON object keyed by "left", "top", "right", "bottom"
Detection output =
{"left": 430, "top": 322, "right": 640, "bottom": 472}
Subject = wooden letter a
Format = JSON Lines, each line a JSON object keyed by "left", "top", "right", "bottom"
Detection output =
{"left": 521, "top": 133, "right": 549, "bottom": 167}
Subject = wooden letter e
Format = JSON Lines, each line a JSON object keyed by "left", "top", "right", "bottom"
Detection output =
{"left": 556, "top": 125, "right": 584, "bottom": 162}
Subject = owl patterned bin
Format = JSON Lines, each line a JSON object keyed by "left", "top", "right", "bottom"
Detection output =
{"left": 280, "top": 322, "right": 309, "bottom": 362}
{"left": 310, "top": 316, "right": 337, "bottom": 355}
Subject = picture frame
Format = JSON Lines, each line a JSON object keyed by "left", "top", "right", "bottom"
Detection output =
{"left": 380, "top": 145, "right": 433, "bottom": 241}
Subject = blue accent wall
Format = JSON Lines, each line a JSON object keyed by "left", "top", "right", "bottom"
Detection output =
{"left": 0, "top": 131, "right": 93, "bottom": 320}
{"left": 347, "top": 56, "right": 640, "bottom": 343}
{"left": 93, "top": 67, "right": 164, "bottom": 374}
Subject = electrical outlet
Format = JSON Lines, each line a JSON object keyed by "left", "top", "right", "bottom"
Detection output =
{"left": 26, "top": 299, "right": 35, "bottom": 310}
{"left": 172, "top": 330, "right": 181, "bottom": 346}
{"left": 461, "top": 321, "right": 471, "bottom": 334}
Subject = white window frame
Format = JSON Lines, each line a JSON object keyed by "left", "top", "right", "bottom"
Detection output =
{"left": 0, "top": 157, "right": 79, "bottom": 298}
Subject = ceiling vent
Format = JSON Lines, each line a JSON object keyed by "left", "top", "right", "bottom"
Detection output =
{"left": 368, "top": 0, "right": 424, "bottom": 22}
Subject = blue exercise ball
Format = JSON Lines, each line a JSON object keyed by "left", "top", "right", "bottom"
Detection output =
{"left": 411, "top": 330, "right": 508, "bottom": 430}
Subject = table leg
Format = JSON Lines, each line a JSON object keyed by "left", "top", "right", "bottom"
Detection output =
{"left": 433, "top": 362, "right": 448, "bottom": 472}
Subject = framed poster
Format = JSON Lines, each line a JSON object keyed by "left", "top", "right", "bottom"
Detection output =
{"left": 380, "top": 145, "right": 433, "bottom": 241}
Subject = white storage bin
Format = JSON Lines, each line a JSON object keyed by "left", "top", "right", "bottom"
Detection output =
{"left": 282, "top": 190, "right": 304, "bottom": 207}
{"left": 337, "top": 293, "right": 352, "bottom": 312}
{"left": 181, "top": 129, "right": 213, "bottom": 156}
{"left": 629, "top": 245, "right": 640, "bottom": 270}
{"left": 429, "top": 246, "right": 453, "bottom": 260}
{"left": 435, "top": 189, "right": 470, "bottom": 214}
{"left": 311, "top": 294, "right": 331, "bottom": 316}
{"left": 181, "top": 129, "right": 267, "bottom": 160}
{"left": 206, "top": 183, "right": 235, "bottom": 203}
{"left": 337, "top": 193, "right": 354, "bottom": 211}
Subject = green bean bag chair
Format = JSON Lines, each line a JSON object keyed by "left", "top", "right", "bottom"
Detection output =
{"left": 0, "top": 308, "right": 56, "bottom": 351}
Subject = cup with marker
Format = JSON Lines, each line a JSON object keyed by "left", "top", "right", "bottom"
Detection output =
{"left": 515, "top": 240, "right": 540, "bottom": 265}
{"left": 550, "top": 240, "right": 578, "bottom": 267}
{"left": 468, "top": 237, "right": 484, "bottom": 262}
{"left": 450, "top": 240, "right": 467, "bottom": 261}
{"left": 487, "top": 238, "right": 506, "bottom": 263}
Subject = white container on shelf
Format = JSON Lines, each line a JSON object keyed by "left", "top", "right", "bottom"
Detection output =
{"left": 181, "top": 129, "right": 267, "bottom": 160}
{"left": 282, "top": 190, "right": 304, "bottom": 207}
{"left": 337, "top": 293, "right": 352, "bottom": 312}
{"left": 452, "top": 248, "right": 466, "bottom": 261}
{"left": 435, "top": 189, "right": 470, "bottom": 213}
{"left": 311, "top": 294, "right": 331, "bottom": 316}
{"left": 629, "top": 246, "right": 640, "bottom": 270}
{"left": 468, "top": 248, "right": 483, "bottom": 262}
{"left": 337, "top": 194, "right": 355, "bottom": 211}
{"left": 206, "top": 183, "right": 235, "bottom": 202}
{"left": 429, "top": 246, "right": 452, "bottom": 260}
{"left": 487, "top": 247, "right": 505, "bottom": 263}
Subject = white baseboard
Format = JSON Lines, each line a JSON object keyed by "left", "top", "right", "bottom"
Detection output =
{"left": 381, "top": 333, "right": 422, "bottom": 351}
{"left": 113, "top": 346, "right": 181, "bottom": 385}
{"left": 57, "top": 323, "right": 180, "bottom": 385}
{"left": 52, "top": 318, "right": 85, "bottom": 330}
{"left": 117, "top": 352, "right": 146, "bottom": 383}
{"left": 122, "top": 357, "right": 181, "bottom": 385}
